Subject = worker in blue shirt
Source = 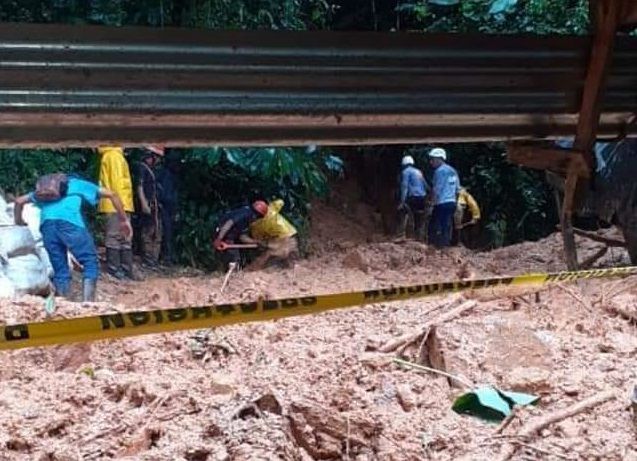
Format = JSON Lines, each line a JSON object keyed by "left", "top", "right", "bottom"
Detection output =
{"left": 428, "top": 148, "right": 460, "bottom": 247}
{"left": 14, "top": 175, "right": 132, "bottom": 301}
{"left": 398, "top": 155, "right": 429, "bottom": 241}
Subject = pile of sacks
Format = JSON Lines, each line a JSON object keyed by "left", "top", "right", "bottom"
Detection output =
{"left": 0, "top": 195, "right": 52, "bottom": 298}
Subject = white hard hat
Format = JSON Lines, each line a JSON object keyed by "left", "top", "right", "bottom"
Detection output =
{"left": 428, "top": 148, "right": 447, "bottom": 160}
{"left": 402, "top": 155, "right": 415, "bottom": 166}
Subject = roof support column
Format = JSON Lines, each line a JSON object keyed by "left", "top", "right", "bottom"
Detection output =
{"left": 561, "top": 0, "right": 623, "bottom": 270}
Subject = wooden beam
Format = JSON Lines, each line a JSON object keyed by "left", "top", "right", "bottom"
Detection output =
{"left": 507, "top": 143, "right": 590, "bottom": 178}
{"left": 619, "top": 0, "right": 637, "bottom": 29}
{"left": 556, "top": 225, "right": 626, "bottom": 247}
{"left": 562, "top": 0, "right": 622, "bottom": 270}
{"left": 575, "top": 0, "right": 622, "bottom": 155}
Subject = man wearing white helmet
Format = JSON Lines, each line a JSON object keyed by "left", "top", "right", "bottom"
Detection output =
{"left": 428, "top": 147, "right": 460, "bottom": 247}
{"left": 398, "top": 155, "right": 429, "bottom": 240}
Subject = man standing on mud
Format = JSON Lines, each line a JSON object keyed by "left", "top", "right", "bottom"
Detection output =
{"left": 98, "top": 146, "right": 139, "bottom": 280}
{"left": 134, "top": 146, "right": 163, "bottom": 268}
{"left": 14, "top": 174, "right": 132, "bottom": 301}
{"left": 397, "top": 154, "right": 429, "bottom": 241}
{"left": 157, "top": 148, "right": 181, "bottom": 267}
{"left": 428, "top": 147, "right": 460, "bottom": 248}
{"left": 213, "top": 201, "right": 268, "bottom": 270}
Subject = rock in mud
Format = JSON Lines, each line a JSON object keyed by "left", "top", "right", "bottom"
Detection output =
{"left": 342, "top": 250, "right": 369, "bottom": 273}
{"left": 288, "top": 400, "right": 382, "bottom": 459}
{"left": 396, "top": 384, "right": 416, "bottom": 412}
{"left": 506, "top": 366, "right": 552, "bottom": 394}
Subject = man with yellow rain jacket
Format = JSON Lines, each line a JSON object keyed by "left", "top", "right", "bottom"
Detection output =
{"left": 249, "top": 199, "right": 299, "bottom": 270}
{"left": 98, "top": 146, "right": 139, "bottom": 280}
{"left": 453, "top": 187, "right": 481, "bottom": 246}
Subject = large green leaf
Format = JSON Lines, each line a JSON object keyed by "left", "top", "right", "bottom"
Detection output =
{"left": 452, "top": 386, "right": 538, "bottom": 422}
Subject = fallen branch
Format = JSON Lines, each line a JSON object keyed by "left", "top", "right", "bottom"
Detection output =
{"left": 379, "top": 300, "right": 476, "bottom": 353}
{"left": 603, "top": 303, "right": 637, "bottom": 324}
{"left": 393, "top": 358, "right": 474, "bottom": 389}
{"left": 555, "top": 284, "right": 592, "bottom": 312}
{"left": 482, "top": 440, "right": 573, "bottom": 460}
{"left": 496, "top": 390, "right": 617, "bottom": 461}
{"left": 579, "top": 246, "right": 608, "bottom": 269}
{"left": 495, "top": 407, "right": 520, "bottom": 435}
{"left": 220, "top": 262, "right": 238, "bottom": 294}
{"left": 556, "top": 225, "right": 626, "bottom": 247}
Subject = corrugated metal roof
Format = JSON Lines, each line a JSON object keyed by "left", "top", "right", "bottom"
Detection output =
{"left": 0, "top": 23, "right": 634, "bottom": 146}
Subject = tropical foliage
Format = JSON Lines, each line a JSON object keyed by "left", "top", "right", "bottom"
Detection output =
{"left": 0, "top": 0, "right": 611, "bottom": 266}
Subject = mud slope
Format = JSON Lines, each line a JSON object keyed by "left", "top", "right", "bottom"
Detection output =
{"left": 0, "top": 211, "right": 635, "bottom": 461}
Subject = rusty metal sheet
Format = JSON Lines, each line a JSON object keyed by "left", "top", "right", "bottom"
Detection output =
{"left": 0, "top": 23, "right": 634, "bottom": 146}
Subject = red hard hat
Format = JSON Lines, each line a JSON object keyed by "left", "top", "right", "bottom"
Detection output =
{"left": 252, "top": 200, "right": 268, "bottom": 217}
{"left": 145, "top": 145, "right": 165, "bottom": 157}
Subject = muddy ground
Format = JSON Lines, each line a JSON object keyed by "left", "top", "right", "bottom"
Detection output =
{"left": 0, "top": 203, "right": 636, "bottom": 461}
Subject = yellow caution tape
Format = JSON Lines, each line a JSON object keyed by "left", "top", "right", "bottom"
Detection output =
{"left": 1, "top": 266, "right": 635, "bottom": 351}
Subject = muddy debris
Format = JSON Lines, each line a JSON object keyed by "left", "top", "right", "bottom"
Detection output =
{"left": 0, "top": 204, "right": 635, "bottom": 460}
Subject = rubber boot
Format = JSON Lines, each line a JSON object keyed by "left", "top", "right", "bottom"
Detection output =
{"left": 82, "top": 279, "right": 97, "bottom": 302}
{"left": 414, "top": 212, "right": 427, "bottom": 242}
{"left": 396, "top": 211, "right": 408, "bottom": 239}
{"left": 55, "top": 283, "right": 70, "bottom": 299}
{"left": 106, "top": 247, "right": 125, "bottom": 280}
{"left": 121, "top": 249, "right": 143, "bottom": 281}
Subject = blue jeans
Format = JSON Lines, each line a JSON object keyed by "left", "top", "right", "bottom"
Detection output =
{"left": 429, "top": 202, "right": 456, "bottom": 247}
{"left": 41, "top": 220, "right": 99, "bottom": 296}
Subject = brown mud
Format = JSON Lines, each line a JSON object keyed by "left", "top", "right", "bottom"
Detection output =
{"left": 0, "top": 203, "right": 635, "bottom": 460}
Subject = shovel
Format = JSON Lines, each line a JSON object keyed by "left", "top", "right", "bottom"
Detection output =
{"left": 222, "top": 243, "right": 259, "bottom": 249}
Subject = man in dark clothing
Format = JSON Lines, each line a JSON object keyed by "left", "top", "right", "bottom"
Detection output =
{"left": 133, "top": 145, "right": 163, "bottom": 267}
{"left": 157, "top": 149, "right": 180, "bottom": 266}
{"left": 213, "top": 201, "right": 268, "bottom": 270}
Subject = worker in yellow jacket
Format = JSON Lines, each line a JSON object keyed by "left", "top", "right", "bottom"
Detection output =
{"left": 98, "top": 146, "right": 139, "bottom": 280}
{"left": 248, "top": 199, "right": 299, "bottom": 270}
{"left": 453, "top": 188, "right": 481, "bottom": 246}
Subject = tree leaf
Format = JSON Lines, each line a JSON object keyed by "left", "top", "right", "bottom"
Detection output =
{"left": 489, "top": 0, "right": 518, "bottom": 15}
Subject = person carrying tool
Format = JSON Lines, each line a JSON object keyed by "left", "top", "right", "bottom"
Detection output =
{"left": 213, "top": 201, "right": 268, "bottom": 270}
{"left": 13, "top": 174, "right": 132, "bottom": 301}
{"left": 157, "top": 148, "right": 180, "bottom": 267}
{"left": 452, "top": 187, "right": 481, "bottom": 246}
{"left": 97, "top": 146, "right": 139, "bottom": 280}
{"left": 249, "top": 199, "right": 299, "bottom": 270}
{"left": 133, "top": 145, "right": 163, "bottom": 268}
{"left": 397, "top": 154, "right": 429, "bottom": 241}
{"left": 428, "top": 147, "right": 460, "bottom": 248}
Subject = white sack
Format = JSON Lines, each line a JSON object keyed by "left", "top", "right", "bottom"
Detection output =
{"left": 0, "top": 195, "right": 11, "bottom": 226}
{"left": 0, "top": 226, "right": 36, "bottom": 259}
{"left": 0, "top": 272, "right": 15, "bottom": 299}
{"left": 5, "top": 254, "right": 50, "bottom": 295}
{"left": 36, "top": 245, "right": 54, "bottom": 277}
{"left": 22, "top": 203, "right": 43, "bottom": 242}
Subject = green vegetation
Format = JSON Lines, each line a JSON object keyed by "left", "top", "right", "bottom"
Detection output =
{"left": 0, "top": 0, "right": 599, "bottom": 265}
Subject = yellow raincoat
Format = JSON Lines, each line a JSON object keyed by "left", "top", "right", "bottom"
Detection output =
{"left": 457, "top": 188, "right": 480, "bottom": 221}
{"left": 98, "top": 146, "right": 134, "bottom": 213}
{"left": 250, "top": 199, "right": 297, "bottom": 240}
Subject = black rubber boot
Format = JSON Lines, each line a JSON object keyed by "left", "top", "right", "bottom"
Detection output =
{"left": 121, "top": 249, "right": 143, "bottom": 281}
{"left": 106, "top": 247, "right": 125, "bottom": 279}
{"left": 82, "top": 279, "right": 97, "bottom": 302}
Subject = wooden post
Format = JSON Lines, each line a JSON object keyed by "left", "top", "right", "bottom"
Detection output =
{"left": 561, "top": 0, "right": 622, "bottom": 270}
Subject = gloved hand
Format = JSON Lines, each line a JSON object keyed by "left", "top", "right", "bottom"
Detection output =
{"left": 213, "top": 239, "right": 228, "bottom": 251}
